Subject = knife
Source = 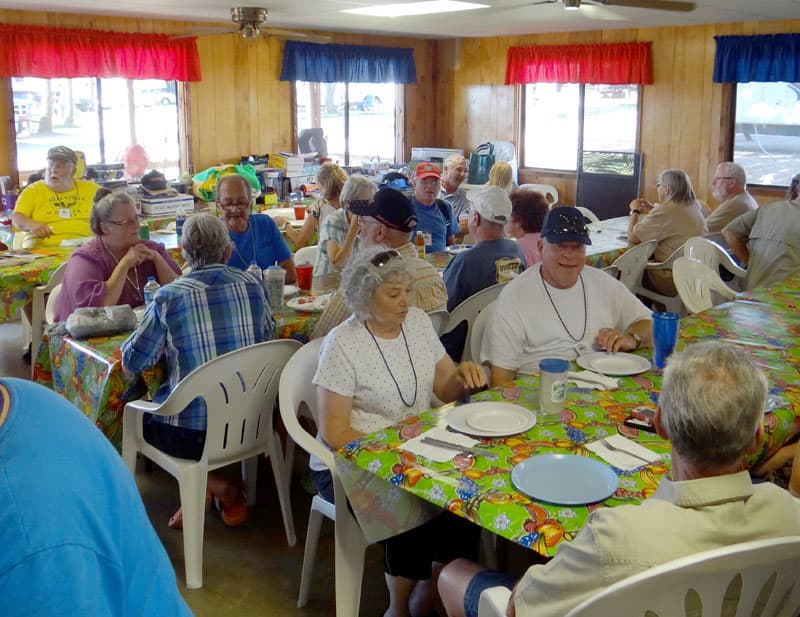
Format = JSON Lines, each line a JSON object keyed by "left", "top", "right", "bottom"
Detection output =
{"left": 421, "top": 436, "right": 498, "bottom": 460}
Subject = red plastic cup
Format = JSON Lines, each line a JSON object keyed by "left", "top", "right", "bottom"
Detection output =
{"left": 293, "top": 204, "right": 306, "bottom": 221}
{"left": 296, "top": 263, "right": 313, "bottom": 291}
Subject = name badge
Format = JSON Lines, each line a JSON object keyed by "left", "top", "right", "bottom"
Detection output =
{"left": 59, "top": 208, "right": 71, "bottom": 219}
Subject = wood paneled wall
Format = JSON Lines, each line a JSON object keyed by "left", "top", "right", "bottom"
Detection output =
{"left": 436, "top": 19, "right": 800, "bottom": 206}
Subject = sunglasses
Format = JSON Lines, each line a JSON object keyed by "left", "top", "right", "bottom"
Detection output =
{"left": 370, "top": 249, "right": 402, "bottom": 268}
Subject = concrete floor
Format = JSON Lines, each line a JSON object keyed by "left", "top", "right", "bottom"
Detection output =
{"left": 0, "top": 319, "right": 390, "bottom": 617}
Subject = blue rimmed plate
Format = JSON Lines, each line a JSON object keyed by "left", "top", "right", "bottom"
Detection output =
{"left": 511, "top": 454, "right": 618, "bottom": 505}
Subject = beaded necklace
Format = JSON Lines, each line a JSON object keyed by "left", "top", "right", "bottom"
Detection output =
{"left": 102, "top": 239, "right": 141, "bottom": 301}
{"left": 542, "top": 272, "right": 587, "bottom": 342}
{"left": 364, "top": 321, "right": 418, "bottom": 408}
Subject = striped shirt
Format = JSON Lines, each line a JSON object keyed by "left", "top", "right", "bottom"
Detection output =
{"left": 121, "top": 264, "right": 274, "bottom": 431}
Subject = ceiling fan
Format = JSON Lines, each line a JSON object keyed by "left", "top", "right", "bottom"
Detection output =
{"left": 531, "top": 0, "right": 696, "bottom": 11}
{"left": 173, "top": 6, "right": 331, "bottom": 42}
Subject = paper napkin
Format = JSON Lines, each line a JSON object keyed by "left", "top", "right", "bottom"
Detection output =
{"left": 568, "top": 370, "right": 619, "bottom": 390}
{"left": 585, "top": 435, "right": 661, "bottom": 471}
{"left": 401, "top": 427, "right": 479, "bottom": 463}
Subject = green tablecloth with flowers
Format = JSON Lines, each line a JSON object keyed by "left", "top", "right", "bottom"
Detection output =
{"left": 0, "top": 248, "right": 70, "bottom": 323}
{"left": 335, "top": 282, "right": 800, "bottom": 554}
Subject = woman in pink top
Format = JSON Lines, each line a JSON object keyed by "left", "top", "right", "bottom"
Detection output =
{"left": 505, "top": 189, "right": 549, "bottom": 267}
{"left": 55, "top": 190, "right": 181, "bottom": 321}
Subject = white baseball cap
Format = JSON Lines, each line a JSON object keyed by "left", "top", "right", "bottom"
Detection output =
{"left": 470, "top": 186, "right": 512, "bottom": 224}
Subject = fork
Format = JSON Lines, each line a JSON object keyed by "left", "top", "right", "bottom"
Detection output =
{"left": 599, "top": 438, "right": 653, "bottom": 464}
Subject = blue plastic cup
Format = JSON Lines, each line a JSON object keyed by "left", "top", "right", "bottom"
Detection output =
{"left": 652, "top": 312, "right": 680, "bottom": 369}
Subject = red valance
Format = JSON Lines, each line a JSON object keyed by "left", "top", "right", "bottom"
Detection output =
{"left": 0, "top": 24, "right": 201, "bottom": 81}
{"left": 505, "top": 41, "right": 652, "bottom": 85}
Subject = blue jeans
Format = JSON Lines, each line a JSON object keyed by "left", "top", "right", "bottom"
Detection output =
{"left": 463, "top": 570, "right": 517, "bottom": 617}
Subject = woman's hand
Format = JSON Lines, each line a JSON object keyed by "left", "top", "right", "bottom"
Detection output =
{"left": 454, "top": 361, "right": 488, "bottom": 392}
{"left": 434, "top": 356, "right": 488, "bottom": 403}
{"left": 121, "top": 243, "right": 158, "bottom": 269}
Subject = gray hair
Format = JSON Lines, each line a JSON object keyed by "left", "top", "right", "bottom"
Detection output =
{"left": 340, "top": 174, "right": 378, "bottom": 208}
{"left": 340, "top": 245, "right": 415, "bottom": 320}
{"left": 444, "top": 154, "right": 466, "bottom": 169}
{"left": 91, "top": 191, "right": 135, "bottom": 235}
{"left": 659, "top": 169, "right": 696, "bottom": 204}
{"left": 181, "top": 214, "right": 231, "bottom": 268}
{"left": 718, "top": 162, "right": 746, "bottom": 186}
{"left": 658, "top": 341, "right": 766, "bottom": 469}
{"left": 216, "top": 173, "right": 252, "bottom": 202}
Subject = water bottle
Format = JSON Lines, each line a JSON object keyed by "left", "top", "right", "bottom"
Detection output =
{"left": 246, "top": 261, "right": 263, "bottom": 283}
{"left": 143, "top": 276, "right": 160, "bottom": 304}
{"left": 175, "top": 202, "right": 187, "bottom": 241}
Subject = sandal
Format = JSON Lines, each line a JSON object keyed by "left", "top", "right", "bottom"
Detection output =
{"left": 215, "top": 494, "right": 249, "bottom": 527}
{"left": 167, "top": 489, "right": 213, "bottom": 530}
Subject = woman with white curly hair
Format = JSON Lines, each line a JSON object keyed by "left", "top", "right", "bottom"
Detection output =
{"left": 311, "top": 244, "right": 486, "bottom": 617}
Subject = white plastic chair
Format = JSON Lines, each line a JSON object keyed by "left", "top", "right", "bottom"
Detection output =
{"left": 122, "top": 339, "right": 301, "bottom": 589}
{"left": 602, "top": 240, "right": 657, "bottom": 292}
{"left": 673, "top": 257, "right": 738, "bottom": 314}
{"left": 44, "top": 283, "right": 62, "bottom": 324}
{"left": 635, "top": 244, "right": 685, "bottom": 315}
{"left": 27, "top": 261, "right": 66, "bottom": 373}
{"left": 518, "top": 183, "right": 559, "bottom": 207}
{"left": 278, "top": 338, "right": 373, "bottom": 616}
{"left": 427, "top": 309, "right": 450, "bottom": 335}
{"left": 294, "top": 245, "right": 318, "bottom": 265}
{"left": 684, "top": 236, "right": 747, "bottom": 290}
{"left": 441, "top": 283, "right": 506, "bottom": 363}
{"left": 488, "top": 140, "right": 518, "bottom": 184}
{"left": 479, "top": 536, "right": 800, "bottom": 617}
{"left": 576, "top": 206, "right": 600, "bottom": 224}
{"left": 469, "top": 300, "right": 496, "bottom": 368}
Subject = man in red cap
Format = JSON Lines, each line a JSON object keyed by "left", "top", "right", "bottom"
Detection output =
{"left": 412, "top": 161, "right": 459, "bottom": 252}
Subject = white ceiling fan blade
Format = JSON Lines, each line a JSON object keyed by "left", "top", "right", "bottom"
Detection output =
{"left": 170, "top": 28, "right": 239, "bottom": 40}
{"left": 580, "top": 4, "right": 628, "bottom": 20}
{"left": 601, "top": 0, "right": 696, "bottom": 11}
{"left": 264, "top": 28, "right": 331, "bottom": 43}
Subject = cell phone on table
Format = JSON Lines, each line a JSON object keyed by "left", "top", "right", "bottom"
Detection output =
{"left": 624, "top": 406, "right": 657, "bottom": 433}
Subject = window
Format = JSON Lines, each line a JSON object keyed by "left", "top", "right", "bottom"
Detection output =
{"left": 733, "top": 81, "right": 800, "bottom": 187}
{"left": 12, "top": 77, "right": 181, "bottom": 183}
{"left": 295, "top": 81, "right": 398, "bottom": 167}
{"left": 522, "top": 83, "right": 639, "bottom": 171}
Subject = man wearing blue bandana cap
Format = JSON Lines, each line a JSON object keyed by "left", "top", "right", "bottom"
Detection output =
{"left": 482, "top": 206, "right": 653, "bottom": 386}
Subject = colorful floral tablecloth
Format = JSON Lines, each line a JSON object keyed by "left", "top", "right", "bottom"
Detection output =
{"left": 336, "top": 286, "right": 800, "bottom": 554}
{"left": 0, "top": 248, "right": 70, "bottom": 323}
{"left": 584, "top": 216, "right": 630, "bottom": 268}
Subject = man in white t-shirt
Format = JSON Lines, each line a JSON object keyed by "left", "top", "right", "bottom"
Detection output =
{"left": 482, "top": 207, "right": 653, "bottom": 386}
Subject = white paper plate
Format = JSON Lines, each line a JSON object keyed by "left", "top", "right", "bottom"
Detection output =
{"left": 511, "top": 454, "right": 618, "bottom": 505}
{"left": 446, "top": 402, "right": 536, "bottom": 437}
{"left": 577, "top": 352, "right": 651, "bottom": 376}
{"left": 286, "top": 293, "right": 331, "bottom": 313}
{"left": 445, "top": 244, "right": 473, "bottom": 255}
{"left": 283, "top": 284, "right": 300, "bottom": 297}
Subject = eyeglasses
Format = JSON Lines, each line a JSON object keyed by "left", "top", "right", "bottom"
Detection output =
{"left": 219, "top": 201, "right": 251, "bottom": 211}
{"left": 106, "top": 218, "right": 138, "bottom": 227}
{"left": 713, "top": 176, "right": 734, "bottom": 182}
{"left": 370, "top": 249, "right": 402, "bottom": 268}
{"left": 419, "top": 177, "right": 441, "bottom": 185}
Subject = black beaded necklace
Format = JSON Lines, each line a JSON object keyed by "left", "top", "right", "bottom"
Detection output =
{"left": 364, "top": 321, "right": 418, "bottom": 408}
{"left": 541, "top": 272, "right": 587, "bottom": 342}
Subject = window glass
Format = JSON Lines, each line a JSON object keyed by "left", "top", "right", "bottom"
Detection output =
{"left": 295, "top": 81, "right": 397, "bottom": 167}
{"left": 12, "top": 77, "right": 180, "bottom": 183}
{"left": 734, "top": 81, "right": 800, "bottom": 187}
{"left": 522, "top": 83, "right": 639, "bottom": 171}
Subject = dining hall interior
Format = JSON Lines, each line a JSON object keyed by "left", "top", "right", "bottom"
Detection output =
{"left": 1, "top": 0, "right": 799, "bottom": 616}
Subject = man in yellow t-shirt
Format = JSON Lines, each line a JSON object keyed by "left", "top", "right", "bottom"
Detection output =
{"left": 12, "top": 146, "right": 99, "bottom": 248}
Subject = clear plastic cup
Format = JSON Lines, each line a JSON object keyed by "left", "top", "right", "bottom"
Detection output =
{"left": 539, "top": 358, "right": 569, "bottom": 421}
{"left": 264, "top": 265, "right": 286, "bottom": 310}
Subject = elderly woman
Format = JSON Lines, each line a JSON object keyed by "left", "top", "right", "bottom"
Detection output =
{"left": 628, "top": 169, "right": 708, "bottom": 296}
{"left": 310, "top": 245, "right": 485, "bottom": 617}
{"left": 313, "top": 174, "right": 376, "bottom": 278}
{"left": 506, "top": 190, "right": 549, "bottom": 267}
{"left": 216, "top": 173, "right": 297, "bottom": 284}
{"left": 277, "top": 162, "right": 348, "bottom": 249}
{"left": 54, "top": 189, "right": 181, "bottom": 322}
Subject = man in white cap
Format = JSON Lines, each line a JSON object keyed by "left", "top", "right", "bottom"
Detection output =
{"left": 12, "top": 145, "right": 99, "bottom": 248}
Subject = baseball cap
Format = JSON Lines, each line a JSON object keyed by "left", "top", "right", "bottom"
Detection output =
{"left": 414, "top": 161, "right": 441, "bottom": 180}
{"left": 47, "top": 146, "right": 77, "bottom": 165}
{"left": 470, "top": 186, "right": 512, "bottom": 224}
{"left": 349, "top": 188, "right": 417, "bottom": 233}
{"left": 141, "top": 169, "right": 169, "bottom": 194}
{"left": 541, "top": 206, "right": 592, "bottom": 246}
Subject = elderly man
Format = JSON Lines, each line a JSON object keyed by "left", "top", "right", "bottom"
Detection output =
{"left": 483, "top": 206, "right": 652, "bottom": 387}
{"left": 312, "top": 188, "right": 447, "bottom": 339}
{"left": 12, "top": 146, "right": 99, "bottom": 248}
{"left": 440, "top": 154, "right": 471, "bottom": 234}
{"left": 438, "top": 342, "right": 800, "bottom": 617}
{"left": 122, "top": 214, "right": 274, "bottom": 528}
{"left": 722, "top": 181, "right": 800, "bottom": 290}
{"left": 706, "top": 161, "right": 758, "bottom": 234}
{"left": 411, "top": 161, "right": 459, "bottom": 252}
{"left": 216, "top": 173, "right": 297, "bottom": 283}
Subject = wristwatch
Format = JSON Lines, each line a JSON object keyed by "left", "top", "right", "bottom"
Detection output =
{"left": 628, "top": 331, "right": 642, "bottom": 349}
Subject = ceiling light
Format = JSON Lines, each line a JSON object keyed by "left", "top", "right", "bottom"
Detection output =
{"left": 343, "top": 0, "right": 489, "bottom": 18}
{"left": 563, "top": 0, "right": 580, "bottom": 9}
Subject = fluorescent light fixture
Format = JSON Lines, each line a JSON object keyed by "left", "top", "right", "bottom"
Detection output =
{"left": 343, "top": 0, "right": 489, "bottom": 18}
{"left": 563, "top": 0, "right": 580, "bottom": 9}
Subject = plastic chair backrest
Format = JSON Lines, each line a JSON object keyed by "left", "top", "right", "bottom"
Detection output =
{"left": 518, "top": 183, "right": 559, "bottom": 207}
{"left": 44, "top": 283, "right": 62, "bottom": 324}
{"left": 442, "top": 283, "right": 506, "bottom": 363}
{"left": 157, "top": 339, "right": 301, "bottom": 464}
{"left": 564, "top": 536, "right": 800, "bottom": 617}
{"left": 488, "top": 140, "right": 518, "bottom": 184}
{"left": 427, "top": 309, "right": 450, "bottom": 336}
{"left": 673, "top": 257, "right": 737, "bottom": 314}
{"left": 294, "top": 245, "right": 318, "bottom": 266}
{"left": 602, "top": 240, "right": 657, "bottom": 292}
{"left": 575, "top": 206, "right": 600, "bottom": 224}
{"left": 469, "top": 300, "right": 496, "bottom": 365}
{"left": 684, "top": 236, "right": 746, "bottom": 278}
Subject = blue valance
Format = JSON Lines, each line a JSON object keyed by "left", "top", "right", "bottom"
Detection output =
{"left": 280, "top": 41, "right": 416, "bottom": 84}
{"left": 713, "top": 33, "right": 800, "bottom": 83}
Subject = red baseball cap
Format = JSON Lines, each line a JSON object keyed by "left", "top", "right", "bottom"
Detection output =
{"left": 414, "top": 161, "right": 441, "bottom": 180}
